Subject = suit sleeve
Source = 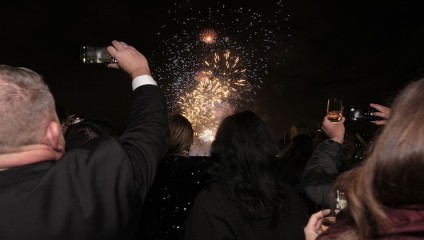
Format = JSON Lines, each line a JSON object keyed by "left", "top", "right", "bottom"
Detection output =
{"left": 119, "top": 84, "right": 169, "bottom": 202}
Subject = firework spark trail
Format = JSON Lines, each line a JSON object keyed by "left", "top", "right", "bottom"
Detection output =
{"left": 150, "top": 0, "right": 291, "bottom": 144}
{"left": 179, "top": 77, "right": 230, "bottom": 132}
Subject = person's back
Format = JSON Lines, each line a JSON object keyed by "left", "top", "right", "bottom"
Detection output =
{"left": 280, "top": 133, "right": 313, "bottom": 186}
{"left": 280, "top": 134, "right": 316, "bottom": 215}
{"left": 0, "top": 41, "right": 168, "bottom": 239}
{"left": 141, "top": 114, "right": 211, "bottom": 240}
{"left": 142, "top": 155, "right": 211, "bottom": 240}
{"left": 187, "top": 180, "right": 308, "bottom": 240}
{"left": 185, "top": 111, "right": 309, "bottom": 240}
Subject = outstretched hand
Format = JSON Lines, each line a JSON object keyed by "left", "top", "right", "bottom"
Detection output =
{"left": 369, "top": 103, "right": 391, "bottom": 125}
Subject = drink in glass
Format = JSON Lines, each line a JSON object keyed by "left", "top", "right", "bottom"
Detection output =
{"left": 327, "top": 98, "right": 343, "bottom": 122}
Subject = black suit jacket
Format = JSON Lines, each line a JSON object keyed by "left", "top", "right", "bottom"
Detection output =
{"left": 0, "top": 85, "right": 168, "bottom": 240}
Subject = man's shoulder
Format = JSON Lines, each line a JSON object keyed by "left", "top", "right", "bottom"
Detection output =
{"left": 60, "top": 137, "right": 128, "bottom": 166}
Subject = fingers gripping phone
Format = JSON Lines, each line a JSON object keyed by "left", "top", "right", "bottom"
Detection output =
{"left": 343, "top": 106, "right": 380, "bottom": 121}
{"left": 80, "top": 46, "right": 116, "bottom": 64}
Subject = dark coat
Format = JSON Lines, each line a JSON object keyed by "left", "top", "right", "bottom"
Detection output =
{"left": 140, "top": 155, "right": 211, "bottom": 240}
{"left": 301, "top": 139, "right": 344, "bottom": 209}
{"left": 185, "top": 182, "right": 309, "bottom": 240}
{"left": 0, "top": 85, "right": 168, "bottom": 239}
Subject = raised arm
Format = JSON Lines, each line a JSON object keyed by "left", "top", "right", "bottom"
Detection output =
{"left": 301, "top": 117, "right": 345, "bottom": 208}
{"left": 107, "top": 40, "right": 169, "bottom": 200}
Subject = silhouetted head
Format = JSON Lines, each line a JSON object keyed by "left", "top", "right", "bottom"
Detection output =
{"left": 210, "top": 111, "right": 286, "bottom": 220}
{"left": 167, "top": 114, "right": 194, "bottom": 156}
{"left": 64, "top": 118, "right": 113, "bottom": 151}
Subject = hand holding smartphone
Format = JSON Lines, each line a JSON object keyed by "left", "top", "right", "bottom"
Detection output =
{"left": 80, "top": 46, "right": 116, "bottom": 64}
{"left": 343, "top": 105, "right": 381, "bottom": 121}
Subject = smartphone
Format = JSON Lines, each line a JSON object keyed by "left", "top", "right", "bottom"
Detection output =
{"left": 80, "top": 46, "right": 115, "bottom": 64}
{"left": 343, "top": 106, "right": 380, "bottom": 121}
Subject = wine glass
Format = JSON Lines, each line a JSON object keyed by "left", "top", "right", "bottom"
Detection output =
{"left": 320, "top": 189, "right": 348, "bottom": 232}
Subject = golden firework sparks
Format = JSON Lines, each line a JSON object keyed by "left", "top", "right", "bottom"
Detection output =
{"left": 179, "top": 50, "right": 250, "bottom": 142}
{"left": 205, "top": 51, "right": 250, "bottom": 98}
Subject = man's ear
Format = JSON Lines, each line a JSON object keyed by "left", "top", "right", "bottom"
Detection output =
{"left": 45, "top": 121, "right": 65, "bottom": 155}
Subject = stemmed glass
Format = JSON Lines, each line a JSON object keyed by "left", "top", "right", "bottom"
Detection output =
{"left": 321, "top": 189, "right": 347, "bottom": 232}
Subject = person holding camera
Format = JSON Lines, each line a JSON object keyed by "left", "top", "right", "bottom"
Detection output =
{"left": 304, "top": 78, "right": 424, "bottom": 239}
{"left": 0, "top": 40, "right": 168, "bottom": 239}
{"left": 300, "top": 102, "right": 390, "bottom": 210}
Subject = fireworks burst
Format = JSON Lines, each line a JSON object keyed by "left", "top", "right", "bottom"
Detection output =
{"left": 179, "top": 77, "right": 230, "bottom": 133}
{"left": 150, "top": 0, "right": 291, "bottom": 145}
{"left": 198, "top": 128, "right": 215, "bottom": 143}
{"left": 204, "top": 50, "right": 251, "bottom": 104}
{"left": 200, "top": 28, "right": 218, "bottom": 44}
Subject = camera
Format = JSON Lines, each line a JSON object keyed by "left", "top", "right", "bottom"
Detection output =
{"left": 80, "top": 46, "right": 116, "bottom": 64}
{"left": 343, "top": 106, "right": 379, "bottom": 121}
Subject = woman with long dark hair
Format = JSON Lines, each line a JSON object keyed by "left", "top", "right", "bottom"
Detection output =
{"left": 185, "top": 111, "right": 308, "bottom": 240}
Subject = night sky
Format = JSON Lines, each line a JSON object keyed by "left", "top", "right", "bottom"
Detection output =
{"left": 1, "top": 0, "right": 424, "bottom": 139}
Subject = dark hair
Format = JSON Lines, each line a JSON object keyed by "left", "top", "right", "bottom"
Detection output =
{"left": 331, "top": 78, "right": 424, "bottom": 239}
{"left": 64, "top": 119, "right": 113, "bottom": 151}
{"left": 210, "top": 111, "right": 288, "bottom": 220}
{"left": 167, "top": 114, "right": 194, "bottom": 155}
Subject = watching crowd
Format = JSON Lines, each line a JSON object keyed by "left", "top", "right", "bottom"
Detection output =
{"left": 0, "top": 40, "right": 423, "bottom": 240}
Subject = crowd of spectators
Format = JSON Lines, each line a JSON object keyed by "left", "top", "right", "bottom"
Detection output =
{"left": 1, "top": 40, "right": 423, "bottom": 240}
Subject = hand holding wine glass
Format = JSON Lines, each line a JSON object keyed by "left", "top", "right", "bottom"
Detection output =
{"left": 320, "top": 190, "right": 348, "bottom": 232}
{"left": 321, "top": 115, "right": 345, "bottom": 144}
{"left": 320, "top": 209, "right": 337, "bottom": 232}
{"left": 304, "top": 209, "right": 332, "bottom": 240}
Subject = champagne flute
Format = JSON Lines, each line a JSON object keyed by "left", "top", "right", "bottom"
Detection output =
{"left": 320, "top": 189, "right": 348, "bottom": 232}
{"left": 336, "top": 189, "right": 348, "bottom": 211}
{"left": 321, "top": 207, "right": 337, "bottom": 232}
